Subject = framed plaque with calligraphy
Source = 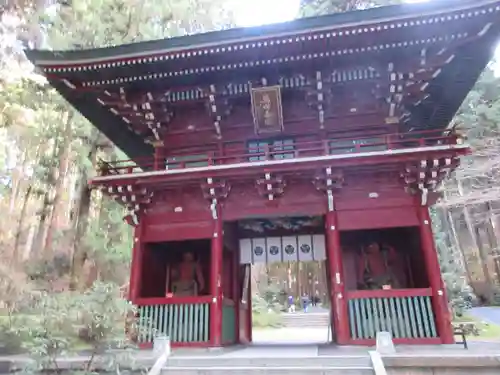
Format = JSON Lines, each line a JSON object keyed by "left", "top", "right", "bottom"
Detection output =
{"left": 250, "top": 85, "right": 284, "bottom": 134}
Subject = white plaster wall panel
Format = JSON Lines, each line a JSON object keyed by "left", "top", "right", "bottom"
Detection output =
{"left": 282, "top": 236, "right": 299, "bottom": 262}
{"left": 266, "top": 237, "right": 283, "bottom": 263}
{"left": 239, "top": 238, "right": 252, "bottom": 264}
{"left": 297, "top": 235, "right": 314, "bottom": 262}
{"left": 251, "top": 238, "right": 267, "bottom": 264}
{"left": 312, "top": 234, "right": 326, "bottom": 261}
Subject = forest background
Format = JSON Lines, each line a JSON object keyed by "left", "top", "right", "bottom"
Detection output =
{"left": 1, "top": 0, "right": 500, "bottom": 329}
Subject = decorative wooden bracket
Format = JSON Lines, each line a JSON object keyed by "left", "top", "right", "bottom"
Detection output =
{"left": 305, "top": 71, "right": 331, "bottom": 129}
{"left": 255, "top": 173, "right": 286, "bottom": 201}
{"left": 312, "top": 167, "right": 344, "bottom": 211}
{"left": 102, "top": 184, "right": 153, "bottom": 226}
{"left": 401, "top": 157, "right": 459, "bottom": 205}
{"left": 98, "top": 88, "right": 172, "bottom": 141}
{"left": 207, "top": 85, "right": 222, "bottom": 138}
{"left": 201, "top": 177, "right": 231, "bottom": 219}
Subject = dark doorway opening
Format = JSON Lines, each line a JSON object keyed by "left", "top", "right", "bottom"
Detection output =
{"left": 340, "top": 227, "right": 428, "bottom": 291}
{"left": 140, "top": 239, "right": 211, "bottom": 298}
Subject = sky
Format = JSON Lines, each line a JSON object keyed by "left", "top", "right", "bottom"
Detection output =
{"left": 233, "top": 0, "right": 301, "bottom": 27}
{"left": 233, "top": 0, "right": 429, "bottom": 27}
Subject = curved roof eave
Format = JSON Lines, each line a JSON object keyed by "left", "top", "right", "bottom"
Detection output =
{"left": 50, "top": 80, "right": 153, "bottom": 160}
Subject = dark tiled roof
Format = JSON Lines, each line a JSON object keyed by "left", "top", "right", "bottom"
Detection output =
{"left": 26, "top": 0, "right": 498, "bottom": 65}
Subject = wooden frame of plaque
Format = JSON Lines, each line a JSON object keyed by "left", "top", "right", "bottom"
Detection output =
{"left": 250, "top": 85, "right": 284, "bottom": 134}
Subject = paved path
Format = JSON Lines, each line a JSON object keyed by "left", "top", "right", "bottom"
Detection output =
{"left": 253, "top": 327, "right": 330, "bottom": 344}
{"left": 469, "top": 306, "right": 500, "bottom": 325}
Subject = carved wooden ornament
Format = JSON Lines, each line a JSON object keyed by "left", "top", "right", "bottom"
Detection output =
{"left": 250, "top": 85, "right": 284, "bottom": 134}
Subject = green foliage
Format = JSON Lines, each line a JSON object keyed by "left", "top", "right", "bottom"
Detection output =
{"left": 261, "top": 283, "right": 286, "bottom": 308}
{"left": 457, "top": 67, "right": 500, "bottom": 140}
{"left": 0, "top": 266, "right": 27, "bottom": 354}
{"left": 16, "top": 282, "right": 137, "bottom": 373}
{"left": 252, "top": 295, "right": 283, "bottom": 328}
{"left": 75, "top": 282, "right": 135, "bottom": 349}
{"left": 491, "top": 290, "right": 500, "bottom": 306}
{"left": 19, "top": 293, "right": 73, "bottom": 371}
{"left": 39, "top": 0, "right": 235, "bottom": 50}
{"left": 0, "top": 314, "right": 25, "bottom": 355}
{"left": 24, "top": 253, "right": 71, "bottom": 281}
{"left": 431, "top": 208, "right": 474, "bottom": 316}
{"left": 86, "top": 199, "right": 133, "bottom": 263}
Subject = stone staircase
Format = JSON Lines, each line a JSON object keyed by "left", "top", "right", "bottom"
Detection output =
{"left": 281, "top": 312, "right": 331, "bottom": 328}
{"left": 162, "top": 354, "right": 374, "bottom": 374}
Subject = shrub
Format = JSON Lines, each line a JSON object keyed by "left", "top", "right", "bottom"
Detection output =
{"left": 75, "top": 282, "right": 135, "bottom": 350}
{"left": 252, "top": 294, "right": 283, "bottom": 328}
{"left": 452, "top": 322, "right": 480, "bottom": 336}
{"left": 0, "top": 316, "right": 24, "bottom": 355}
{"left": 492, "top": 289, "right": 500, "bottom": 306}
{"left": 0, "top": 266, "right": 30, "bottom": 354}
{"left": 24, "top": 253, "right": 71, "bottom": 282}
{"left": 17, "top": 281, "right": 138, "bottom": 374}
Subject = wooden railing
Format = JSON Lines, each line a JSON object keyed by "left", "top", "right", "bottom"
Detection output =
{"left": 136, "top": 296, "right": 211, "bottom": 345}
{"left": 97, "top": 129, "right": 462, "bottom": 176}
{"left": 346, "top": 288, "right": 437, "bottom": 341}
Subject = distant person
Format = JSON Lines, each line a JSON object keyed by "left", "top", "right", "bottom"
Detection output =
{"left": 301, "top": 293, "right": 309, "bottom": 313}
{"left": 288, "top": 295, "right": 295, "bottom": 313}
{"left": 311, "top": 291, "right": 320, "bottom": 306}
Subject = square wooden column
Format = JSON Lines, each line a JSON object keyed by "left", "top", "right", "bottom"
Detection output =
{"left": 417, "top": 205, "right": 454, "bottom": 344}
{"left": 209, "top": 206, "right": 223, "bottom": 346}
{"left": 151, "top": 140, "right": 163, "bottom": 170}
{"left": 325, "top": 210, "right": 350, "bottom": 344}
{"left": 129, "top": 220, "right": 144, "bottom": 302}
{"left": 232, "top": 245, "right": 241, "bottom": 343}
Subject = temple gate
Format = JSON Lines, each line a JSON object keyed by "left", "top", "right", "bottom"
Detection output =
{"left": 26, "top": 0, "right": 500, "bottom": 348}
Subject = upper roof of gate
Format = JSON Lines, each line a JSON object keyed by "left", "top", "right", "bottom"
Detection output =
{"left": 25, "top": 0, "right": 500, "bottom": 159}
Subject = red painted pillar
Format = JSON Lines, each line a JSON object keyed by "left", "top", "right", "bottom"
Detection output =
{"left": 129, "top": 221, "right": 144, "bottom": 302}
{"left": 247, "top": 269, "right": 253, "bottom": 343}
{"left": 325, "top": 210, "right": 350, "bottom": 344}
{"left": 209, "top": 209, "right": 223, "bottom": 346}
{"left": 153, "top": 143, "right": 163, "bottom": 170}
{"left": 417, "top": 205, "right": 454, "bottom": 344}
{"left": 232, "top": 249, "right": 241, "bottom": 343}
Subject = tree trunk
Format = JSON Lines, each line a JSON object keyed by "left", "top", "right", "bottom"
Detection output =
{"left": 33, "top": 193, "right": 51, "bottom": 257}
{"left": 43, "top": 112, "right": 73, "bottom": 257}
{"left": 446, "top": 208, "right": 473, "bottom": 283}
{"left": 438, "top": 203, "right": 472, "bottom": 283}
{"left": 9, "top": 151, "right": 27, "bottom": 214}
{"left": 457, "top": 179, "right": 494, "bottom": 301}
{"left": 12, "top": 185, "right": 32, "bottom": 265}
{"left": 474, "top": 225, "right": 494, "bottom": 301}
{"left": 69, "top": 135, "right": 99, "bottom": 290}
{"left": 33, "top": 140, "right": 60, "bottom": 258}
{"left": 22, "top": 225, "right": 36, "bottom": 261}
{"left": 485, "top": 201, "right": 500, "bottom": 285}
{"left": 296, "top": 262, "right": 301, "bottom": 297}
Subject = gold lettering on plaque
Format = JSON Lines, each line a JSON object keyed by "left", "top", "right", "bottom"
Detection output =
{"left": 250, "top": 85, "right": 284, "bottom": 134}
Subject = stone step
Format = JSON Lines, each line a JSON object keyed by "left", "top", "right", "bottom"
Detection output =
{"left": 281, "top": 313, "right": 330, "bottom": 327}
{"left": 282, "top": 316, "right": 330, "bottom": 322}
{"left": 165, "top": 355, "right": 371, "bottom": 368}
{"left": 161, "top": 366, "right": 374, "bottom": 375}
